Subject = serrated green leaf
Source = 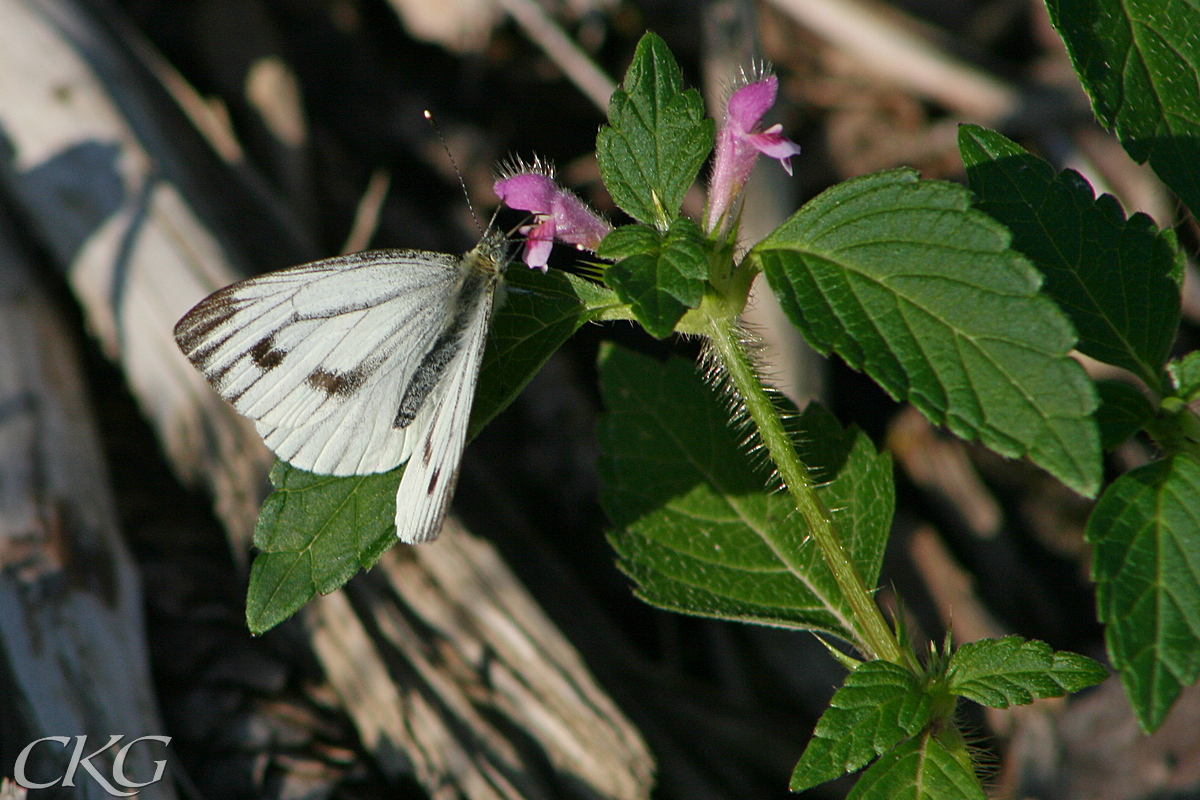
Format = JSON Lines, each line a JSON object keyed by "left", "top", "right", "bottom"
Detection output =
{"left": 1168, "top": 351, "right": 1200, "bottom": 402}
{"left": 595, "top": 32, "right": 714, "bottom": 228}
{"left": 846, "top": 730, "right": 986, "bottom": 800}
{"left": 791, "top": 661, "right": 933, "bottom": 792}
{"left": 245, "top": 552, "right": 313, "bottom": 635}
{"left": 752, "top": 167, "right": 1101, "bottom": 496}
{"left": 1087, "top": 453, "right": 1200, "bottom": 732}
{"left": 598, "top": 224, "right": 661, "bottom": 259}
{"left": 600, "top": 218, "right": 707, "bottom": 339}
{"left": 472, "top": 264, "right": 603, "bottom": 436}
{"left": 1096, "top": 380, "right": 1155, "bottom": 451}
{"left": 1045, "top": 0, "right": 1200, "bottom": 216}
{"left": 959, "top": 125, "right": 1180, "bottom": 387}
{"left": 245, "top": 265, "right": 597, "bottom": 634}
{"left": 566, "top": 272, "right": 638, "bottom": 328}
{"left": 599, "top": 346, "right": 893, "bottom": 642}
{"left": 247, "top": 461, "right": 400, "bottom": 634}
{"left": 947, "top": 635, "right": 1107, "bottom": 709}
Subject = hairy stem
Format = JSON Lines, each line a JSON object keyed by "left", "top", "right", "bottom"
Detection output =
{"left": 705, "top": 314, "right": 905, "bottom": 665}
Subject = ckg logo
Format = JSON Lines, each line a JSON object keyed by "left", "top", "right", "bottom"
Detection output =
{"left": 12, "top": 735, "right": 171, "bottom": 796}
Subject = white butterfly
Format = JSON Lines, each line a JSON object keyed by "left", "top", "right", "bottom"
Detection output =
{"left": 175, "top": 229, "right": 511, "bottom": 544}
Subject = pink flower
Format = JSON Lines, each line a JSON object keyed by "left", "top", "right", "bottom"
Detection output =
{"left": 704, "top": 74, "right": 801, "bottom": 234}
{"left": 494, "top": 168, "right": 611, "bottom": 271}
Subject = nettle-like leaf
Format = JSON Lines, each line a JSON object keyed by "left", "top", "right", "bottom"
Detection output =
{"left": 245, "top": 267, "right": 601, "bottom": 633}
{"left": 959, "top": 125, "right": 1181, "bottom": 387}
{"left": 1095, "top": 380, "right": 1156, "bottom": 451}
{"left": 846, "top": 729, "right": 985, "bottom": 800}
{"left": 600, "top": 218, "right": 707, "bottom": 339}
{"left": 473, "top": 267, "right": 617, "bottom": 436}
{"left": 247, "top": 462, "right": 398, "bottom": 634}
{"left": 598, "top": 345, "right": 893, "bottom": 644}
{"left": 1087, "top": 454, "right": 1200, "bottom": 732}
{"left": 752, "top": 168, "right": 1101, "bottom": 496}
{"left": 1045, "top": 0, "right": 1200, "bottom": 217}
{"left": 595, "top": 31, "right": 714, "bottom": 229}
{"left": 947, "top": 635, "right": 1107, "bottom": 709}
{"left": 790, "top": 660, "right": 932, "bottom": 792}
{"left": 1168, "top": 351, "right": 1200, "bottom": 402}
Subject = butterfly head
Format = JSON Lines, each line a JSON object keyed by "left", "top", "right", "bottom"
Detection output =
{"left": 466, "top": 227, "right": 515, "bottom": 280}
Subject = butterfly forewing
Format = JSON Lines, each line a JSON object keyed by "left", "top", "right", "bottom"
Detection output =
{"left": 175, "top": 249, "right": 462, "bottom": 475}
{"left": 175, "top": 231, "right": 510, "bottom": 544}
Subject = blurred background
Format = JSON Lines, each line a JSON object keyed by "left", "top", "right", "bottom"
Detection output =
{"left": 1, "top": 0, "right": 1198, "bottom": 798}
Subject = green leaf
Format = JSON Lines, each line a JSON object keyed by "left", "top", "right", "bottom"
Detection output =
{"left": 472, "top": 265, "right": 606, "bottom": 436}
{"left": 947, "top": 635, "right": 1107, "bottom": 709}
{"left": 245, "top": 266, "right": 598, "bottom": 634}
{"left": 846, "top": 730, "right": 986, "bottom": 800}
{"left": 959, "top": 124, "right": 1181, "bottom": 387}
{"left": 1168, "top": 351, "right": 1200, "bottom": 402}
{"left": 597, "top": 224, "right": 661, "bottom": 260}
{"left": 752, "top": 167, "right": 1101, "bottom": 496}
{"left": 1087, "top": 453, "right": 1200, "bottom": 732}
{"left": 1096, "top": 380, "right": 1155, "bottom": 451}
{"left": 595, "top": 31, "right": 715, "bottom": 228}
{"left": 600, "top": 218, "right": 707, "bottom": 339}
{"left": 1045, "top": 0, "right": 1200, "bottom": 216}
{"left": 791, "top": 660, "right": 933, "bottom": 792}
{"left": 247, "top": 461, "right": 400, "bottom": 634}
{"left": 565, "top": 270, "right": 619, "bottom": 308}
{"left": 599, "top": 345, "right": 893, "bottom": 643}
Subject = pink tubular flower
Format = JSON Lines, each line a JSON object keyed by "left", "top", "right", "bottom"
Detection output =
{"left": 494, "top": 168, "right": 612, "bottom": 271}
{"left": 704, "top": 74, "right": 802, "bottom": 234}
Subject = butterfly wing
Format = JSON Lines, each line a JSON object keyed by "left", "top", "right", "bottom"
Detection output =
{"left": 175, "top": 250, "right": 460, "bottom": 475}
{"left": 392, "top": 284, "right": 495, "bottom": 544}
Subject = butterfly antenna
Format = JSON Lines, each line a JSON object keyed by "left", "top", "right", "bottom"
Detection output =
{"left": 504, "top": 214, "right": 532, "bottom": 239}
{"left": 424, "top": 109, "right": 485, "bottom": 235}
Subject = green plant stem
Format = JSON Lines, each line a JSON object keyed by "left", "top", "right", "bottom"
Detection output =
{"left": 705, "top": 313, "right": 906, "bottom": 666}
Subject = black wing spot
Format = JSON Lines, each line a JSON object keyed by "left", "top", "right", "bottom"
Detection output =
{"left": 307, "top": 365, "right": 367, "bottom": 397}
{"left": 250, "top": 334, "right": 287, "bottom": 371}
{"left": 426, "top": 468, "right": 441, "bottom": 494}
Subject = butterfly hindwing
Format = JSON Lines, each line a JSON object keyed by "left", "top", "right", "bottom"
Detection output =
{"left": 392, "top": 252, "right": 502, "bottom": 544}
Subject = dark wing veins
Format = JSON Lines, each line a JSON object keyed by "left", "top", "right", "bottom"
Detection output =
{"left": 393, "top": 272, "right": 487, "bottom": 429}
